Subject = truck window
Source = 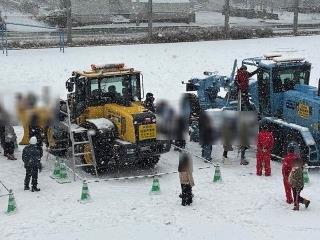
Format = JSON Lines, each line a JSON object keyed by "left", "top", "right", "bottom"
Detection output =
{"left": 273, "top": 68, "right": 308, "bottom": 93}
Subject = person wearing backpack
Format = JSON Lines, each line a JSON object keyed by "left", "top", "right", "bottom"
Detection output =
{"left": 289, "top": 158, "right": 310, "bottom": 211}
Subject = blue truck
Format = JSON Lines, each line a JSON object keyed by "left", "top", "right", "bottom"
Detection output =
{"left": 183, "top": 54, "right": 320, "bottom": 165}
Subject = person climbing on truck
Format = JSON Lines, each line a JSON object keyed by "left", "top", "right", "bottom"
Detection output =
{"left": 235, "top": 65, "right": 259, "bottom": 111}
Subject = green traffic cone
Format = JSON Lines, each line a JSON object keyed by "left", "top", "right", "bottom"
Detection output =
{"left": 303, "top": 165, "right": 310, "bottom": 184}
{"left": 213, "top": 165, "right": 222, "bottom": 182}
{"left": 56, "top": 161, "right": 71, "bottom": 184}
{"left": 50, "top": 157, "right": 61, "bottom": 179}
{"left": 79, "top": 181, "right": 91, "bottom": 203}
{"left": 6, "top": 190, "right": 17, "bottom": 215}
{"left": 150, "top": 177, "right": 160, "bottom": 194}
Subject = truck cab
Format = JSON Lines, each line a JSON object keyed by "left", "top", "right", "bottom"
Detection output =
{"left": 244, "top": 55, "right": 311, "bottom": 117}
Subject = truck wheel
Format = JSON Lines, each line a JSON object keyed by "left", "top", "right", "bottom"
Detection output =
{"left": 138, "top": 156, "right": 160, "bottom": 169}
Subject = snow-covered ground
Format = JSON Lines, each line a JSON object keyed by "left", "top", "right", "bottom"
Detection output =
{"left": 1, "top": 36, "right": 320, "bottom": 240}
{"left": 1, "top": 129, "right": 320, "bottom": 240}
{"left": 1, "top": 35, "right": 320, "bottom": 109}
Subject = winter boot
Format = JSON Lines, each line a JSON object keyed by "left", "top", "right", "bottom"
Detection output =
{"left": 240, "top": 158, "right": 249, "bottom": 165}
{"left": 31, "top": 187, "right": 40, "bottom": 192}
{"left": 293, "top": 205, "right": 299, "bottom": 211}
{"left": 304, "top": 199, "right": 310, "bottom": 209}
{"left": 7, "top": 154, "right": 16, "bottom": 160}
{"left": 24, "top": 186, "right": 30, "bottom": 191}
{"left": 286, "top": 199, "right": 293, "bottom": 204}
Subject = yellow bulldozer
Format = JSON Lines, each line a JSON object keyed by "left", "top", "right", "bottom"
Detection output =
{"left": 19, "top": 63, "right": 171, "bottom": 172}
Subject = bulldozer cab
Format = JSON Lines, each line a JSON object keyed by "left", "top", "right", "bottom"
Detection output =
{"left": 67, "top": 64, "right": 144, "bottom": 119}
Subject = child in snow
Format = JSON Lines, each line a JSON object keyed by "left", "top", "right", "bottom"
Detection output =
{"left": 22, "top": 137, "right": 43, "bottom": 192}
{"left": 289, "top": 158, "right": 310, "bottom": 211}
{"left": 282, "top": 144, "right": 297, "bottom": 204}
{"left": 178, "top": 152, "right": 194, "bottom": 206}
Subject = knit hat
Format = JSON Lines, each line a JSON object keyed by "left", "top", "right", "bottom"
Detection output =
{"left": 29, "top": 136, "right": 37, "bottom": 145}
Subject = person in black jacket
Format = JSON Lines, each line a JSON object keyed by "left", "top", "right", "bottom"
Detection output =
{"left": 199, "top": 111, "right": 215, "bottom": 161}
{"left": 144, "top": 92, "right": 155, "bottom": 113}
{"left": 22, "top": 137, "right": 43, "bottom": 192}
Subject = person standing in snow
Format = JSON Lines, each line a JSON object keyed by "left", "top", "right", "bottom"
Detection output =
{"left": 173, "top": 114, "right": 188, "bottom": 150}
{"left": 238, "top": 118, "right": 250, "bottom": 165}
{"left": 282, "top": 144, "right": 298, "bottom": 204}
{"left": 29, "top": 114, "right": 43, "bottom": 148}
{"left": 256, "top": 124, "right": 274, "bottom": 176}
{"left": 4, "top": 123, "right": 17, "bottom": 160}
{"left": 222, "top": 115, "right": 236, "bottom": 164}
{"left": 289, "top": 158, "right": 310, "bottom": 211}
{"left": 178, "top": 152, "right": 194, "bottom": 206}
{"left": 199, "top": 111, "right": 215, "bottom": 162}
{"left": 22, "top": 136, "right": 43, "bottom": 192}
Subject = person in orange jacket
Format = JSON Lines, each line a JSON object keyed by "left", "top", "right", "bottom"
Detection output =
{"left": 282, "top": 144, "right": 298, "bottom": 204}
{"left": 256, "top": 123, "right": 274, "bottom": 176}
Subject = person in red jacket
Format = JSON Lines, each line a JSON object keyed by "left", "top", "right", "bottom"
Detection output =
{"left": 282, "top": 144, "right": 298, "bottom": 204}
{"left": 256, "top": 124, "right": 274, "bottom": 176}
{"left": 235, "top": 65, "right": 259, "bottom": 110}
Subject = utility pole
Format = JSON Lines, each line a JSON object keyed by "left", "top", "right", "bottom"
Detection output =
{"left": 293, "top": 0, "right": 299, "bottom": 35}
{"left": 224, "top": 0, "right": 230, "bottom": 39}
{"left": 65, "top": 0, "right": 72, "bottom": 44}
{"left": 136, "top": 0, "right": 140, "bottom": 26}
{"left": 270, "top": 0, "right": 274, "bottom": 13}
{"left": 148, "top": 0, "right": 153, "bottom": 42}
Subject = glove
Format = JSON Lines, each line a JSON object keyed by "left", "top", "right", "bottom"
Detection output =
{"left": 39, "top": 163, "right": 43, "bottom": 173}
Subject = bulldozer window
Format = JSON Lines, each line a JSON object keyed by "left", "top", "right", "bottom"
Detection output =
{"left": 101, "top": 77, "right": 123, "bottom": 97}
{"left": 273, "top": 68, "right": 308, "bottom": 93}
{"left": 87, "top": 74, "right": 141, "bottom": 105}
